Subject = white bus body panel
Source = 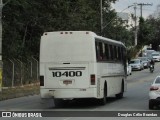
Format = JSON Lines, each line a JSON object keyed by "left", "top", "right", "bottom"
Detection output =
{"left": 96, "top": 62, "right": 126, "bottom": 97}
{"left": 40, "top": 32, "right": 97, "bottom": 99}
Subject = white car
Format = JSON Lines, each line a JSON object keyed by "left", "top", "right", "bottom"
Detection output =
{"left": 129, "top": 59, "right": 144, "bottom": 71}
{"left": 152, "top": 52, "right": 160, "bottom": 62}
{"left": 149, "top": 76, "right": 160, "bottom": 109}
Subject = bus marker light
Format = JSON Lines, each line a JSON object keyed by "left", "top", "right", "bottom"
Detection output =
{"left": 44, "top": 33, "right": 47, "bottom": 35}
{"left": 86, "top": 32, "right": 89, "bottom": 34}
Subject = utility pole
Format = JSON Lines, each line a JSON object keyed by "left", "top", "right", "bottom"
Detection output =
{"left": 0, "top": 0, "right": 10, "bottom": 92}
{"left": 0, "top": 0, "right": 3, "bottom": 58}
{"left": 0, "top": 0, "right": 3, "bottom": 92}
{"left": 138, "top": 3, "right": 152, "bottom": 17}
{"left": 100, "top": 0, "right": 103, "bottom": 36}
{"left": 0, "top": 0, "right": 10, "bottom": 58}
{"left": 134, "top": 3, "right": 138, "bottom": 46}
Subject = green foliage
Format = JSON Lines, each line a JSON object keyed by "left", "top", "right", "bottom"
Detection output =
{"left": 138, "top": 17, "right": 153, "bottom": 46}
{"left": 2, "top": 0, "right": 132, "bottom": 60}
{"left": 145, "top": 17, "right": 160, "bottom": 50}
{"left": 136, "top": 16, "right": 160, "bottom": 50}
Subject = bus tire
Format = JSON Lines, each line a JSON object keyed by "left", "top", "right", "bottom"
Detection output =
{"left": 99, "top": 83, "right": 107, "bottom": 105}
{"left": 149, "top": 100, "right": 154, "bottom": 110}
{"left": 54, "top": 99, "right": 68, "bottom": 108}
{"left": 116, "top": 81, "right": 124, "bottom": 99}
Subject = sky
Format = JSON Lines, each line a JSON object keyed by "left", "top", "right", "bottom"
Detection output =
{"left": 112, "top": 0, "right": 160, "bottom": 18}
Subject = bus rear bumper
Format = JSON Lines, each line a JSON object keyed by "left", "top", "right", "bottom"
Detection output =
{"left": 40, "top": 88, "right": 98, "bottom": 99}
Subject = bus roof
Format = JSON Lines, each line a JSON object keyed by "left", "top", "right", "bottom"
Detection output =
{"left": 42, "top": 31, "right": 125, "bottom": 47}
{"left": 95, "top": 36, "right": 125, "bottom": 48}
{"left": 43, "top": 31, "right": 97, "bottom": 36}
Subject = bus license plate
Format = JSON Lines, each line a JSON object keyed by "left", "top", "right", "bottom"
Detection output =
{"left": 63, "top": 80, "right": 72, "bottom": 85}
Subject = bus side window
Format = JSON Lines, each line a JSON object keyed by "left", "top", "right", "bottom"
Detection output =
{"left": 95, "top": 41, "right": 99, "bottom": 61}
{"left": 95, "top": 41, "right": 103, "bottom": 61}
{"left": 99, "top": 42, "right": 103, "bottom": 61}
{"left": 118, "top": 47, "right": 121, "bottom": 61}
{"left": 105, "top": 44, "right": 109, "bottom": 60}
{"left": 121, "top": 47, "right": 124, "bottom": 62}
{"left": 114, "top": 46, "right": 118, "bottom": 61}
{"left": 109, "top": 45, "right": 113, "bottom": 60}
{"left": 102, "top": 43, "right": 106, "bottom": 60}
{"left": 123, "top": 48, "right": 127, "bottom": 64}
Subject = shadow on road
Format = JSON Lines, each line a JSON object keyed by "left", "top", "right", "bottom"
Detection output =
{"left": 51, "top": 97, "right": 121, "bottom": 109}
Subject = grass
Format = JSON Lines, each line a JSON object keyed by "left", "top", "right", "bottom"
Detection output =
{"left": 0, "top": 83, "right": 40, "bottom": 101}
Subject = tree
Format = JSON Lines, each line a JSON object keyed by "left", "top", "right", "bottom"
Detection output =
{"left": 138, "top": 17, "right": 153, "bottom": 47}
{"left": 2, "top": 0, "right": 132, "bottom": 60}
{"left": 147, "top": 16, "right": 160, "bottom": 50}
{"left": 136, "top": 16, "right": 160, "bottom": 50}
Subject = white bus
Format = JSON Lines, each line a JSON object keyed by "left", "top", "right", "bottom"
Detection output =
{"left": 40, "top": 31, "right": 127, "bottom": 106}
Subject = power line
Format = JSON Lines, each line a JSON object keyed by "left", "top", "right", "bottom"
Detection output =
{"left": 137, "top": 3, "right": 153, "bottom": 17}
{"left": 132, "top": 3, "right": 152, "bottom": 46}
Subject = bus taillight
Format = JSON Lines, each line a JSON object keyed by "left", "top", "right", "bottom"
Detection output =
{"left": 90, "top": 74, "right": 96, "bottom": 85}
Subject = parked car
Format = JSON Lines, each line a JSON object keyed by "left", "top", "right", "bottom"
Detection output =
{"left": 143, "top": 49, "right": 155, "bottom": 62}
{"left": 138, "top": 57, "right": 150, "bottom": 69}
{"left": 151, "top": 52, "right": 160, "bottom": 62}
{"left": 149, "top": 76, "right": 160, "bottom": 109}
{"left": 143, "top": 49, "right": 156, "bottom": 58}
{"left": 129, "top": 59, "right": 144, "bottom": 71}
{"left": 127, "top": 63, "right": 132, "bottom": 76}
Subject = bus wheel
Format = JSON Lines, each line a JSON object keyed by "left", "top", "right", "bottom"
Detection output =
{"left": 116, "top": 82, "right": 124, "bottom": 99}
{"left": 149, "top": 100, "right": 154, "bottom": 110}
{"left": 54, "top": 99, "right": 62, "bottom": 108}
{"left": 116, "top": 92, "right": 123, "bottom": 99}
{"left": 99, "top": 84, "right": 107, "bottom": 105}
{"left": 54, "top": 99, "right": 69, "bottom": 108}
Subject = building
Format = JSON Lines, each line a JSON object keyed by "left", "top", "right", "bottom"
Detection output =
{"left": 116, "top": 12, "right": 138, "bottom": 29}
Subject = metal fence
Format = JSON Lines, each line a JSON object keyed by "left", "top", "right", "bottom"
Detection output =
{"left": 3, "top": 57, "right": 39, "bottom": 87}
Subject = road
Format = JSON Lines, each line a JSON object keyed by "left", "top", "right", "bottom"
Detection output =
{"left": 0, "top": 63, "right": 160, "bottom": 120}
